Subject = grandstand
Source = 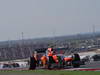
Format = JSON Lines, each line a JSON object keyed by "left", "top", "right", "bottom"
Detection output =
{"left": 0, "top": 32, "right": 100, "bottom": 61}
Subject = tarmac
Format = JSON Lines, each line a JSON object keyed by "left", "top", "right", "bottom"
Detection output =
{"left": 0, "top": 61, "right": 100, "bottom": 71}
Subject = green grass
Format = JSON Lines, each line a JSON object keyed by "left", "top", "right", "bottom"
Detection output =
{"left": 0, "top": 70, "right": 100, "bottom": 75}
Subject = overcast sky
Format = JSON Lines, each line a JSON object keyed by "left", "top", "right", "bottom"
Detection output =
{"left": 0, "top": 0, "right": 100, "bottom": 41}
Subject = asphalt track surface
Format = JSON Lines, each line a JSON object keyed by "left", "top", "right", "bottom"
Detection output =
{"left": 80, "top": 61, "right": 100, "bottom": 69}
{"left": 66, "top": 61, "right": 100, "bottom": 71}
{"left": 0, "top": 61, "right": 100, "bottom": 71}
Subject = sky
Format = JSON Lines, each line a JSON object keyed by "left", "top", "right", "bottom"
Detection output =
{"left": 0, "top": 0, "right": 100, "bottom": 41}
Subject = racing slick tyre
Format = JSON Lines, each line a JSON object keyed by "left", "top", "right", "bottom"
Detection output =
{"left": 73, "top": 63, "right": 80, "bottom": 68}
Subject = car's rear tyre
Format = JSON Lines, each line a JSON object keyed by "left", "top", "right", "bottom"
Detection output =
{"left": 73, "top": 63, "right": 80, "bottom": 68}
